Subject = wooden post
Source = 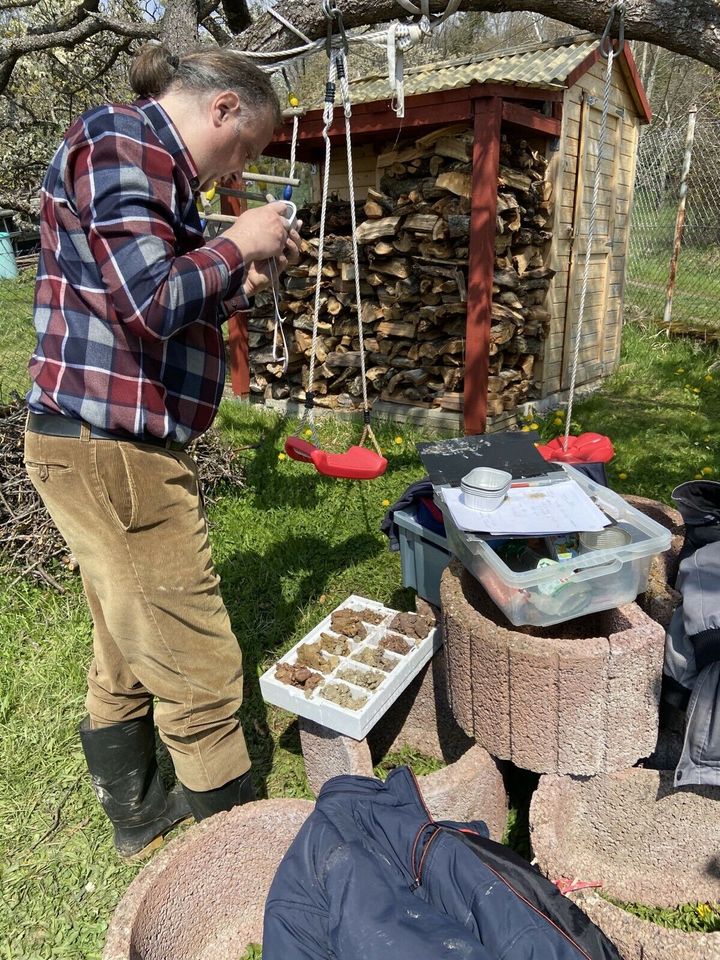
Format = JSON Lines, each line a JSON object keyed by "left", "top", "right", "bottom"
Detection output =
{"left": 222, "top": 177, "right": 251, "bottom": 398}
{"left": 464, "top": 96, "right": 502, "bottom": 435}
{"left": 663, "top": 104, "right": 697, "bottom": 328}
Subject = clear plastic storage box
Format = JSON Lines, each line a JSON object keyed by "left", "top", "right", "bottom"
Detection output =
{"left": 435, "top": 466, "right": 672, "bottom": 627}
{"left": 259, "top": 595, "right": 442, "bottom": 740}
{"left": 394, "top": 508, "right": 451, "bottom": 607}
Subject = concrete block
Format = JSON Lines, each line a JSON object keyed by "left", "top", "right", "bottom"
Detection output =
{"left": 441, "top": 562, "right": 666, "bottom": 774}
{"left": 103, "top": 799, "right": 313, "bottom": 960}
{"left": 299, "top": 718, "right": 374, "bottom": 795}
{"left": 624, "top": 494, "right": 684, "bottom": 628}
{"left": 571, "top": 891, "right": 720, "bottom": 960}
{"left": 530, "top": 769, "right": 720, "bottom": 907}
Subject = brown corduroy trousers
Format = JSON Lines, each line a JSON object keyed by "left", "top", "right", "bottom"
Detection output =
{"left": 24, "top": 427, "right": 251, "bottom": 792}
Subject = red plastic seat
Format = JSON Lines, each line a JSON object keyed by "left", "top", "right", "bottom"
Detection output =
{"left": 284, "top": 436, "right": 387, "bottom": 479}
{"left": 284, "top": 436, "right": 317, "bottom": 462}
{"left": 311, "top": 446, "right": 388, "bottom": 480}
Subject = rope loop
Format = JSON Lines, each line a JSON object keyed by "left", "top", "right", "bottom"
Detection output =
{"left": 599, "top": 2, "right": 625, "bottom": 58}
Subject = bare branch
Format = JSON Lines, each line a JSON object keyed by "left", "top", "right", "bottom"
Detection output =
{"left": 201, "top": 12, "right": 233, "bottom": 45}
{"left": 28, "top": 0, "right": 100, "bottom": 37}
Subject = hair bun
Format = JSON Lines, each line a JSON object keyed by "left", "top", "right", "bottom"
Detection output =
{"left": 166, "top": 54, "right": 179, "bottom": 70}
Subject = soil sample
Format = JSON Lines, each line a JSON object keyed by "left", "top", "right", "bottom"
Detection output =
{"left": 296, "top": 639, "right": 338, "bottom": 674}
{"left": 320, "top": 682, "right": 368, "bottom": 711}
{"left": 275, "top": 662, "right": 323, "bottom": 697}
{"left": 352, "top": 646, "right": 398, "bottom": 672}
{"left": 318, "top": 632, "right": 352, "bottom": 657}
{"left": 380, "top": 632, "right": 411, "bottom": 656}
{"left": 354, "top": 607, "right": 386, "bottom": 626}
{"left": 330, "top": 609, "right": 368, "bottom": 639}
{"left": 390, "top": 612, "right": 432, "bottom": 641}
{"left": 336, "top": 665, "right": 386, "bottom": 690}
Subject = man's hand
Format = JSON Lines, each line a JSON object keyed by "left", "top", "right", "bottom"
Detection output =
{"left": 224, "top": 203, "right": 301, "bottom": 263}
{"left": 242, "top": 224, "right": 302, "bottom": 298}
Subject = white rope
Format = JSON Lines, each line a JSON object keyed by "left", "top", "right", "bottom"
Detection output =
{"left": 269, "top": 258, "right": 289, "bottom": 372}
{"left": 563, "top": 47, "right": 615, "bottom": 449}
{"left": 305, "top": 54, "right": 337, "bottom": 439}
{"left": 336, "top": 49, "right": 370, "bottom": 414}
{"left": 289, "top": 114, "right": 299, "bottom": 182}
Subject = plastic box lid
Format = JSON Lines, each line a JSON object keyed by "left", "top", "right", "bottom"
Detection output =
{"left": 435, "top": 464, "right": 671, "bottom": 590}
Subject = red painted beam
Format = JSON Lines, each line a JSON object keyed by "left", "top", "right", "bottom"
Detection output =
{"left": 464, "top": 96, "right": 502, "bottom": 436}
{"left": 501, "top": 100, "right": 562, "bottom": 137}
{"left": 221, "top": 178, "right": 251, "bottom": 398}
{"left": 619, "top": 45, "right": 652, "bottom": 124}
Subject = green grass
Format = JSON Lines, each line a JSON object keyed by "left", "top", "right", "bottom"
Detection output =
{"left": 527, "top": 321, "right": 720, "bottom": 502}
{"left": 0, "top": 405, "right": 434, "bottom": 959}
{"left": 2, "top": 291, "right": 720, "bottom": 955}
{"left": 626, "top": 244, "right": 720, "bottom": 332}
{"left": 0, "top": 272, "right": 36, "bottom": 402}
{"left": 603, "top": 896, "right": 720, "bottom": 934}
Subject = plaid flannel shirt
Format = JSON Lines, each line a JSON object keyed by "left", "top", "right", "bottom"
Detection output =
{"left": 27, "top": 98, "right": 249, "bottom": 443}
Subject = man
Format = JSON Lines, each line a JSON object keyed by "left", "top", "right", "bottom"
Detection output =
{"left": 24, "top": 44, "right": 301, "bottom": 858}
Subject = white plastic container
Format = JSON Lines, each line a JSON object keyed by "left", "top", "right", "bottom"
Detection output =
{"left": 435, "top": 466, "right": 672, "bottom": 627}
{"left": 259, "top": 595, "right": 442, "bottom": 740}
{"left": 461, "top": 467, "right": 512, "bottom": 512}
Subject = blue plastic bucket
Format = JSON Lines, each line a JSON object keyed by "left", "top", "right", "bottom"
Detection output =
{"left": 0, "top": 231, "right": 18, "bottom": 279}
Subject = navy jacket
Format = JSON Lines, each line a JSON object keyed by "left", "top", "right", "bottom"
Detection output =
{"left": 264, "top": 768, "right": 620, "bottom": 960}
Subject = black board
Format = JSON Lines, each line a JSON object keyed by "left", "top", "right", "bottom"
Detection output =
{"left": 416, "top": 432, "right": 563, "bottom": 487}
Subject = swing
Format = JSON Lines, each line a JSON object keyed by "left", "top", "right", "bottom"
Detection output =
{"left": 283, "top": 5, "right": 387, "bottom": 481}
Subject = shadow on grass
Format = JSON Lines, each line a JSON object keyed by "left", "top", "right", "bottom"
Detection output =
{"left": 218, "top": 529, "right": 385, "bottom": 796}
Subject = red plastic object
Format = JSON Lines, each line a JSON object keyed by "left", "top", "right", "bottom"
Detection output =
{"left": 284, "top": 436, "right": 317, "bottom": 462}
{"left": 537, "top": 432, "right": 614, "bottom": 464}
{"left": 311, "top": 446, "right": 388, "bottom": 480}
{"left": 284, "top": 437, "right": 388, "bottom": 480}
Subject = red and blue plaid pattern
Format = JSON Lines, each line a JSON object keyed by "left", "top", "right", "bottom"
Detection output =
{"left": 28, "top": 98, "right": 249, "bottom": 443}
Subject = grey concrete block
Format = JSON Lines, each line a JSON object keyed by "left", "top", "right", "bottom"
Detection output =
{"left": 441, "top": 562, "right": 666, "bottom": 775}
{"left": 530, "top": 769, "right": 720, "bottom": 908}
{"left": 624, "top": 494, "right": 684, "bottom": 628}
{"left": 571, "top": 890, "right": 720, "bottom": 960}
{"left": 103, "top": 799, "right": 314, "bottom": 960}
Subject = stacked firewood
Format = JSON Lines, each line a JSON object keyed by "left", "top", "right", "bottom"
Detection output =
{"left": 248, "top": 125, "right": 554, "bottom": 415}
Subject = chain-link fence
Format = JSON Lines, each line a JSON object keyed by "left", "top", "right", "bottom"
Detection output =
{"left": 626, "top": 114, "right": 720, "bottom": 334}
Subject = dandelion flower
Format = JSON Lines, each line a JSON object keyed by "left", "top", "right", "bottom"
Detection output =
{"left": 553, "top": 417, "right": 563, "bottom": 427}
{"left": 697, "top": 904, "right": 713, "bottom": 922}
{"left": 702, "top": 466, "right": 714, "bottom": 475}
{"left": 394, "top": 436, "right": 403, "bottom": 445}
{"left": 278, "top": 452, "right": 286, "bottom": 461}
{"left": 304, "top": 428, "right": 313, "bottom": 437}
{"left": 521, "top": 426, "right": 531, "bottom": 432}
{"left": 695, "top": 473, "right": 704, "bottom": 480}
{"left": 618, "top": 472, "right": 628, "bottom": 480}
{"left": 530, "top": 422, "right": 540, "bottom": 430}
{"left": 382, "top": 499, "right": 390, "bottom": 507}
{"left": 676, "top": 368, "right": 685, "bottom": 374}
{"left": 693, "top": 387, "right": 701, "bottom": 394}
{"left": 705, "top": 375, "right": 714, "bottom": 382}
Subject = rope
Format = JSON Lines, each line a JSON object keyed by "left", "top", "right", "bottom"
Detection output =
{"left": 304, "top": 53, "right": 337, "bottom": 443}
{"left": 336, "top": 49, "right": 382, "bottom": 455}
{"left": 267, "top": 6, "right": 313, "bottom": 45}
{"left": 563, "top": 47, "right": 615, "bottom": 449}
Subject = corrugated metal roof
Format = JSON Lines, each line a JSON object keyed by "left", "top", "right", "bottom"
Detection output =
{"left": 345, "top": 34, "right": 599, "bottom": 106}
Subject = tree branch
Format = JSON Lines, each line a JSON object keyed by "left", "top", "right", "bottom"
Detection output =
{"left": 28, "top": 0, "right": 100, "bottom": 37}
{"left": 229, "top": 0, "right": 720, "bottom": 72}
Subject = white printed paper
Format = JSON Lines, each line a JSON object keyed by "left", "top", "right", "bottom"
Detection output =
{"left": 441, "top": 479, "right": 610, "bottom": 535}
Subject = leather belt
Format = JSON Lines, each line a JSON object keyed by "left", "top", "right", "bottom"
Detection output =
{"left": 27, "top": 412, "right": 187, "bottom": 452}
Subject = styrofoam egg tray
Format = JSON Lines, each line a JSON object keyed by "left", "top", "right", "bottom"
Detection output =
{"left": 259, "top": 594, "right": 442, "bottom": 740}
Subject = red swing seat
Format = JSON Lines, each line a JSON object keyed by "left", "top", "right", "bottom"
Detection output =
{"left": 284, "top": 436, "right": 387, "bottom": 480}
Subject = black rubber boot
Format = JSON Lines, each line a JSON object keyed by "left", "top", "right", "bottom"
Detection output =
{"left": 182, "top": 770, "right": 256, "bottom": 821}
{"left": 79, "top": 715, "right": 192, "bottom": 860}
